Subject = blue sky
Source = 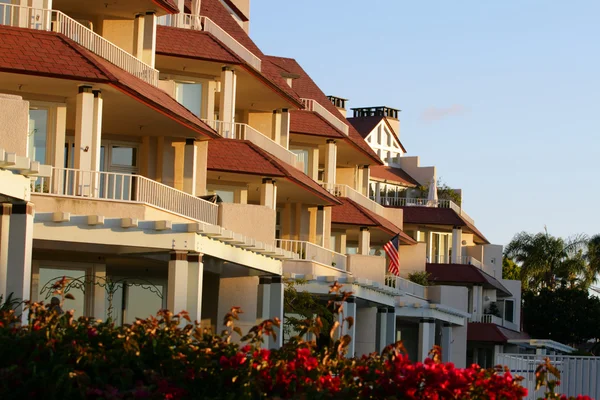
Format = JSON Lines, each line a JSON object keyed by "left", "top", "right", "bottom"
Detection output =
{"left": 249, "top": 0, "right": 600, "bottom": 245}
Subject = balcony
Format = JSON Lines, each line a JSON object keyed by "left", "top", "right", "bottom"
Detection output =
{"left": 429, "top": 255, "right": 484, "bottom": 269}
{"left": 0, "top": 4, "right": 159, "bottom": 86}
{"left": 301, "top": 99, "right": 349, "bottom": 136}
{"left": 321, "top": 183, "right": 384, "bottom": 215}
{"left": 275, "top": 239, "right": 347, "bottom": 271}
{"left": 157, "top": 14, "right": 261, "bottom": 71}
{"left": 202, "top": 119, "right": 304, "bottom": 170}
{"left": 373, "top": 196, "right": 475, "bottom": 225}
{"left": 384, "top": 274, "right": 426, "bottom": 298}
{"left": 31, "top": 167, "right": 218, "bottom": 225}
{"left": 469, "top": 313, "right": 503, "bottom": 325}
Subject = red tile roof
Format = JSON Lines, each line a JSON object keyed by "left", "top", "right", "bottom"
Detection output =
{"left": 265, "top": 55, "right": 382, "bottom": 165}
{"left": 290, "top": 110, "right": 345, "bottom": 138}
{"left": 370, "top": 166, "right": 420, "bottom": 187}
{"left": 426, "top": 263, "right": 512, "bottom": 297}
{"left": 348, "top": 116, "right": 407, "bottom": 153}
{"left": 0, "top": 26, "right": 217, "bottom": 138}
{"left": 156, "top": 26, "right": 240, "bottom": 64}
{"left": 467, "top": 323, "right": 530, "bottom": 343}
{"left": 207, "top": 139, "right": 341, "bottom": 205}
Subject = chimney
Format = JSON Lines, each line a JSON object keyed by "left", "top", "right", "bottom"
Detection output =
{"left": 327, "top": 95, "right": 348, "bottom": 118}
{"left": 351, "top": 106, "right": 400, "bottom": 136}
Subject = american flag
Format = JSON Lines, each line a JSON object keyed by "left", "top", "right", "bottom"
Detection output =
{"left": 383, "top": 234, "right": 400, "bottom": 276}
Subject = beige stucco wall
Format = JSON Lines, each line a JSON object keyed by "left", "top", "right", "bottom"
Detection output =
{"left": 247, "top": 112, "right": 273, "bottom": 139}
{"left": 282, "top": 260, "right": 348, "bottom": 278}
{"left": 398, "top": 243, "right": 427, "bottom": 277}
{"left": 427, "top": 285, "right": 468, "bottom": 312}
{"left": 217, "top": 276, "right": 259, "bottom": 342}
{"left": 355, "top": 307, "right": 377, "bottom": 356}
{"left": 347, "top": 254, "right": 386, "bottom": 285}
{"left": 383, "top": 207, "right": 403, "bottom": 229}
{"left": 396, "top": 156, "right": 435, "bottom": 187}
{"left": 99, "top": 19, "right": 135, "bottom": 55}
{"left": 218, "top": 203, "right": 275, "bottom": 244}
{"left": 461, "top": 233, "right": 475, "bottom": 246}
{"left": 336, "top": 167, "right": 355, "bottom": 188}
{"left": 0, "top": 94, "right": 29, "bottom": 156}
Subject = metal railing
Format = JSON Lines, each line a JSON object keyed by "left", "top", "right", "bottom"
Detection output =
{"left": 497, "top": 354, "right": 600, "bottom": 400}
{"left": 0, "top": 4, "right": 159, "bottom": 86}
{"left": 31, "top": 167, "right": 218, "bottom": 225}
{"left": 384, "top": 274, "right": 426, "bottom": 298}
{"left": 321, "top": 183, "right": 385, "bottom": 216}
{"left": 301, "top": 99, "right": 349, "bottom": 136}
{"left": 374, "top": 196, "right": 475, "bottom": 225}
{"left": 275, "top": 239, "right": 347, "bottom": 270}
{"left": 202, "top": 119, "right": 304, "bottom": 170}
{"left": 157, "top": 14, "right": 261, "bottom": 71}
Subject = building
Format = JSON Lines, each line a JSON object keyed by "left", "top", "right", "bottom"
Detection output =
{"left": 0, "top": 0, "right": 546, "bottom": 366}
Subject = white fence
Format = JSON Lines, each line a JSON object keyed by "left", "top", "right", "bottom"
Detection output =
{"left": 275, "top": 239, "right": 347, "bottom": 270}
{"left": 301, "top": 99, "right": 349, "bottom": 136}
{"left": 202, "top": 119, "right": 304, "bottom": 170}
{"left": 375, "top": 196, "right": 475, "bottom": 225}
{"left": 468, "top": 313, "right": 502, "bottom": 324}
{"left": 0, "top": 4, "right": 159, "bottom": 86}
{"left": 31, "top": 167, "right": 218, "bottom": 225}
{"left": 497, "top": 354, "right": 600, "bottom": 399}
{"left": 321, "top": 183, "right": 386, "bottom": 216}
{"left": 384, "top": 274, "right": 426, "bottom": 298}
{"left": 157, "top": 14, "right": 261, "bottom": 71}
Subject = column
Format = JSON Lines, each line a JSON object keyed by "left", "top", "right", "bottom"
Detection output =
{"left": 186, "top": 253, "right": 204, "bottom": 323}
{"left": 307, "top": 148, "right": 319, "bottom": 181}
{"left": 358, "top": 227, "right": 370, "bottom": 255}
{"left": 90, "top": 90, "right": 103, "bottom": 171}
{"left": 441, "top": 323, "right": 452, "bottom": 362}
{"left": 269, "top": 276, "right": 284, "bottom": 349}
{"left": 167, "top": 251, "right": 189, "bottom": 315}
{"left": 386, "top": 307, "right": 396, "bottom": 346}
{"left": 74, "top": 85, "right": 94, "bottom": 175}
{"left": 202, "top": 80, "right": 217, "bottom": 120}
{"left": 219, "top": 67, "right": 237, "bottom": 126}
{"left": 376, "top": 307, "right": 388, "bottom": 352}
{"left": 260, "top": 178, "right": 275, "bottom": 209}
{"left": 361, "top": 165, "right": 370, "bottom": 197}
{"left": 344, "top": 298, "right": 356, "bottom": 358}
{"left": 271, "top": 110, "right": 281, "bottom": 144}
{"left": 418, "top": 318, "right": 436, "bottom": 361}
{"left": 142, "top": 12, "right": 157, "bottom": 67}
{"left": 315, "top": 206, "right": 325, "bottom": 247}
{"left": 324, "top": 139, "right": 337, "bottom": 185}
{"left": 234, "top": 188, "right": 248, "bottom": 204}
{"left": 6, "top": 203, "right": 34, "bottom": 323}
{"left": 91, "top": 264, "right": 106, "bottom": 321}
{"left": 51, "top": 104, "right": 67, "bottom": 169}
{"left": 0, "top": 204, "right": 11, "bottom": 300}
{"left": 451, "top": 226, "right": 463, "bottom": 263}
{"left": 375, "top": 181, "right": 381, "bottom": 203}
{"left": 334, "top": 230, "right": 347, "bottom": 254}
{"left": 183, "top": 139, "right": 198, "bottom": 195}
{"left": 133, "top": 13, "right": 144, "bottom": 59}
{"left": 280, "top": 109, "right": 290, "bottom": 149}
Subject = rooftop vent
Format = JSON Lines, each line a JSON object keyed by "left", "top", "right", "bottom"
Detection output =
{"left": 327, "top": 95, "right": 348, "bottom": 117}
{"left": 351, "top": 106, "right": 400, "bottom": 120}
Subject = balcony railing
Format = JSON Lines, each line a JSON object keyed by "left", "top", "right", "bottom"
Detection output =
{"left": 301, "top": 99, "right": 349, "bottom": 136}
{"left": 0, "top": 4, "right": 159, "bottom": 86}
{"left": 321, "top": 183, "right": 385, "bottom": 216}
{"left": 374, "top": 196, "right": 475, "bottom": 225}
{"left": 469, "top": 313, "right": 503, "bottom": 325}
{"left": 202, "top": 119, "right": 304, "bottom": 170}
{"left": 384, "top": 274, "right": 426, "bottom": 298}
{"left": 31, "top": 167, "right": 218, "bottom": 225}
{"left": 157, "top": 14, "right": 261, "bottom": 71}
{"left": 275, "top": 239, "right": 347, "bottom": 270}
{"left": 429, "top": 255, "right": 483, "bottom": 269}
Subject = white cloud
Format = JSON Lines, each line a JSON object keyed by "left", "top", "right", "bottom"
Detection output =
{"left": 421, "top": 104, "right": 468, "bottom": 122}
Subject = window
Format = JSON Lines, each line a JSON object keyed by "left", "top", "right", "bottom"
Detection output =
{"left": 175, "top": 82, "right": 203, "bottom": 118}
{"left": 291, "top": 149, "right": 309, "bottom": 174}
{"left": 504, "top": 299, "right": 515, "bottom": 323}
{"left": 28, "top": 109, "right": 50, "bottom": 164}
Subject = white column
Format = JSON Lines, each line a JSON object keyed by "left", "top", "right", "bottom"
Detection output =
{"left": 133, "top": 13, "right": 145, "bottom": 59}
{"left": 142, "top": 12, "right": 157, "bottom": 67}
{"left": 376, "top": 307, "right": 388, "bottom": 352}
{"left": 451, "top": 226, "right": 463, "bottom": 263}
{"left": 362, "top": 166, "right": 370, "bottom": 197}
{"left": 441, "top": 323, "right": 452, "bottom": 362}
{"left": 183, "top": 139, "right": 198, "bottom": 195}
{"left": 386, "top": 307, "right": 396, "bottom": 346}
{"left": 269, "top": 276, "right": 284, "bottom": 349}
{"left": 280, "top": 108, "right": 290, "bottom": 149}
{"left": 324, "top": 139, "right": 337, "bottom": 185}
{"left": 219, "top": 67, "right": 237, "bottom": 126}
{"left": 418, "top": 318, "right": 436, "bottom": 361}
{"left": 167, "top": 251, "right": 189, "bottom": 315}
{"left": 6, "top": 203, "right": 34, "bottom": 323}
{"left": 315, "top": 206, "right": 325, "bottom": 247}
{"left": 186, "top": 253, "right": 204, "bottom": 323}
{"left": 91, "top": 264, "right": 106, "bottom": 321}
{"left": 344, "top": 298, "right": 356, "bottom": 358}
{"left": 375, "top": 181, "right": 381, "bottom": 203}
{"left": 74, "top": 85, "right": 94, "bottom": 173}
{"left": 271, "top": 110, "right": 281, "bottom": 144}
{"left": 257, "top": 277, "right": 271, "bottom": 349}
{"left": 52, "top": 104, "right": 67, "bottom": 169}
{"left": 358, "top": 227, "right": 370, "bottom": 255}
{"left": 91, "top": 90, "right": 103, "bottom": 171}
{"left": 260, "top": 178, "right": 275, "bottom": 209}
{"left": 0, "top": 204, "right": 11, "bottom": 300}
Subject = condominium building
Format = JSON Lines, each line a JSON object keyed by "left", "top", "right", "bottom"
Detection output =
{"left": 0, "top": 0, "right": 558, "bottom": 366}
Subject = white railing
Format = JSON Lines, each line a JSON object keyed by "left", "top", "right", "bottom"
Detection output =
{"left": 497, "top": 354, "right": 600, "bottom": 400}
{"left": 202, "top": 119, "right": 304, "bottom": 170}
{"left": 275, "top": 239, "right": 347, "bottom": 270}
{"left": 468, "top": 313, "right": 502, "bottom": 325}
{"left": 375, "top": 196, "right": 475, "bottom": 225}
{"left": 384, "top": 274, "right": 426, "bottom": 298}
{"left": 0, "top": 4, "right": 159, "bottom": 86}
{"left": 31, "top": 167, "right": 218, "bottom": 225}
{"left": 321, "top": 183, "right": 385, "bottom": 216}
{"left": 301, "top": 99, "right": 349, "bottom": 136}
{"left": 157, "top": 14, "right": 261, "bottom": 71}
{"left": 428, "top": 254, "right": 484, "bottom": 268}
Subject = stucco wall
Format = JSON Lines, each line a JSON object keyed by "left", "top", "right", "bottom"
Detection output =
{"left": 218, "top": 203, "right": 275, "bottom": 244}
{"left": 396, "top": 156, "right": 435, "bottom": 187}
{"left": 335, "top": 167, "right": 355, "bottom": 188}
{"left": 383, "top": 207, "right": 403, "bottom": 229}
{"left": 282, "top": 260, "right": 348, "bottom": 278}
{"left": 0, "top": 94, "right": 29, "bottom": 156}
{"left": 99, "top": 19, "right": 135, "bottom": 55}
{"left": 427, "top": 285, "right": 468, "bottom": 312}
{"left": 355, "top": 307, "right": 377, "bottom": 356}
{"left": 347, "top": 254, "right": 385, "bottom": 285}
{"left": 502, "top": 279, "right": 522, "bottom": 330}
{"left": 247, "top": 112, "right": 273, "bottom": 139}
{"left": 217, "top": 276, "right": 259, "bottom": 342}
{"left": 451, "top": 325, "right": 467, "bottom": 368}
{"left": 399, "top": 243, "right": 427, "bottom": 277}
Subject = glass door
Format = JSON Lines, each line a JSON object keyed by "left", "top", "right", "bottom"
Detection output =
{"left": 100, "top": 142, "right": 139, "bottom": 201}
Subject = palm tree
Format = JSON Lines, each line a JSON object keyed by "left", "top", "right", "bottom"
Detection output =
{"left": 504, "top": 229, "right": 589, "bottom": 291}
{"left": 585, "top": 234, "right": 600, "bottom": 287}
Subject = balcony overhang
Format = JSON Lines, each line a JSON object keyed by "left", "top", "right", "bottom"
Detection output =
{"left": 426, "top": 263, "right": 512, "bottom": 297}
{"left": 53, "top": 0, "right": 178, "bottom": 19}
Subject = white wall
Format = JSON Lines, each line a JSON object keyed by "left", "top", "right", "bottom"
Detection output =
{"left": 217, "top": 276, "right": 259, "bottom": 342}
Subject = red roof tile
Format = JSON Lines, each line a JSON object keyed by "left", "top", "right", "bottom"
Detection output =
{"left": 426, "top": 263, "right": 512, "bottom": 296}
{"left": 156, "top": 26, "right": 240, "bottom": 64}
{"left": 370, "top": 166, "right": 420, "bottom": 187}
{"left": 467, "top": 323, "right": 529, "bottom": 343}
{"left": 290, "top": 110, "right": 345, "bottom": 138}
